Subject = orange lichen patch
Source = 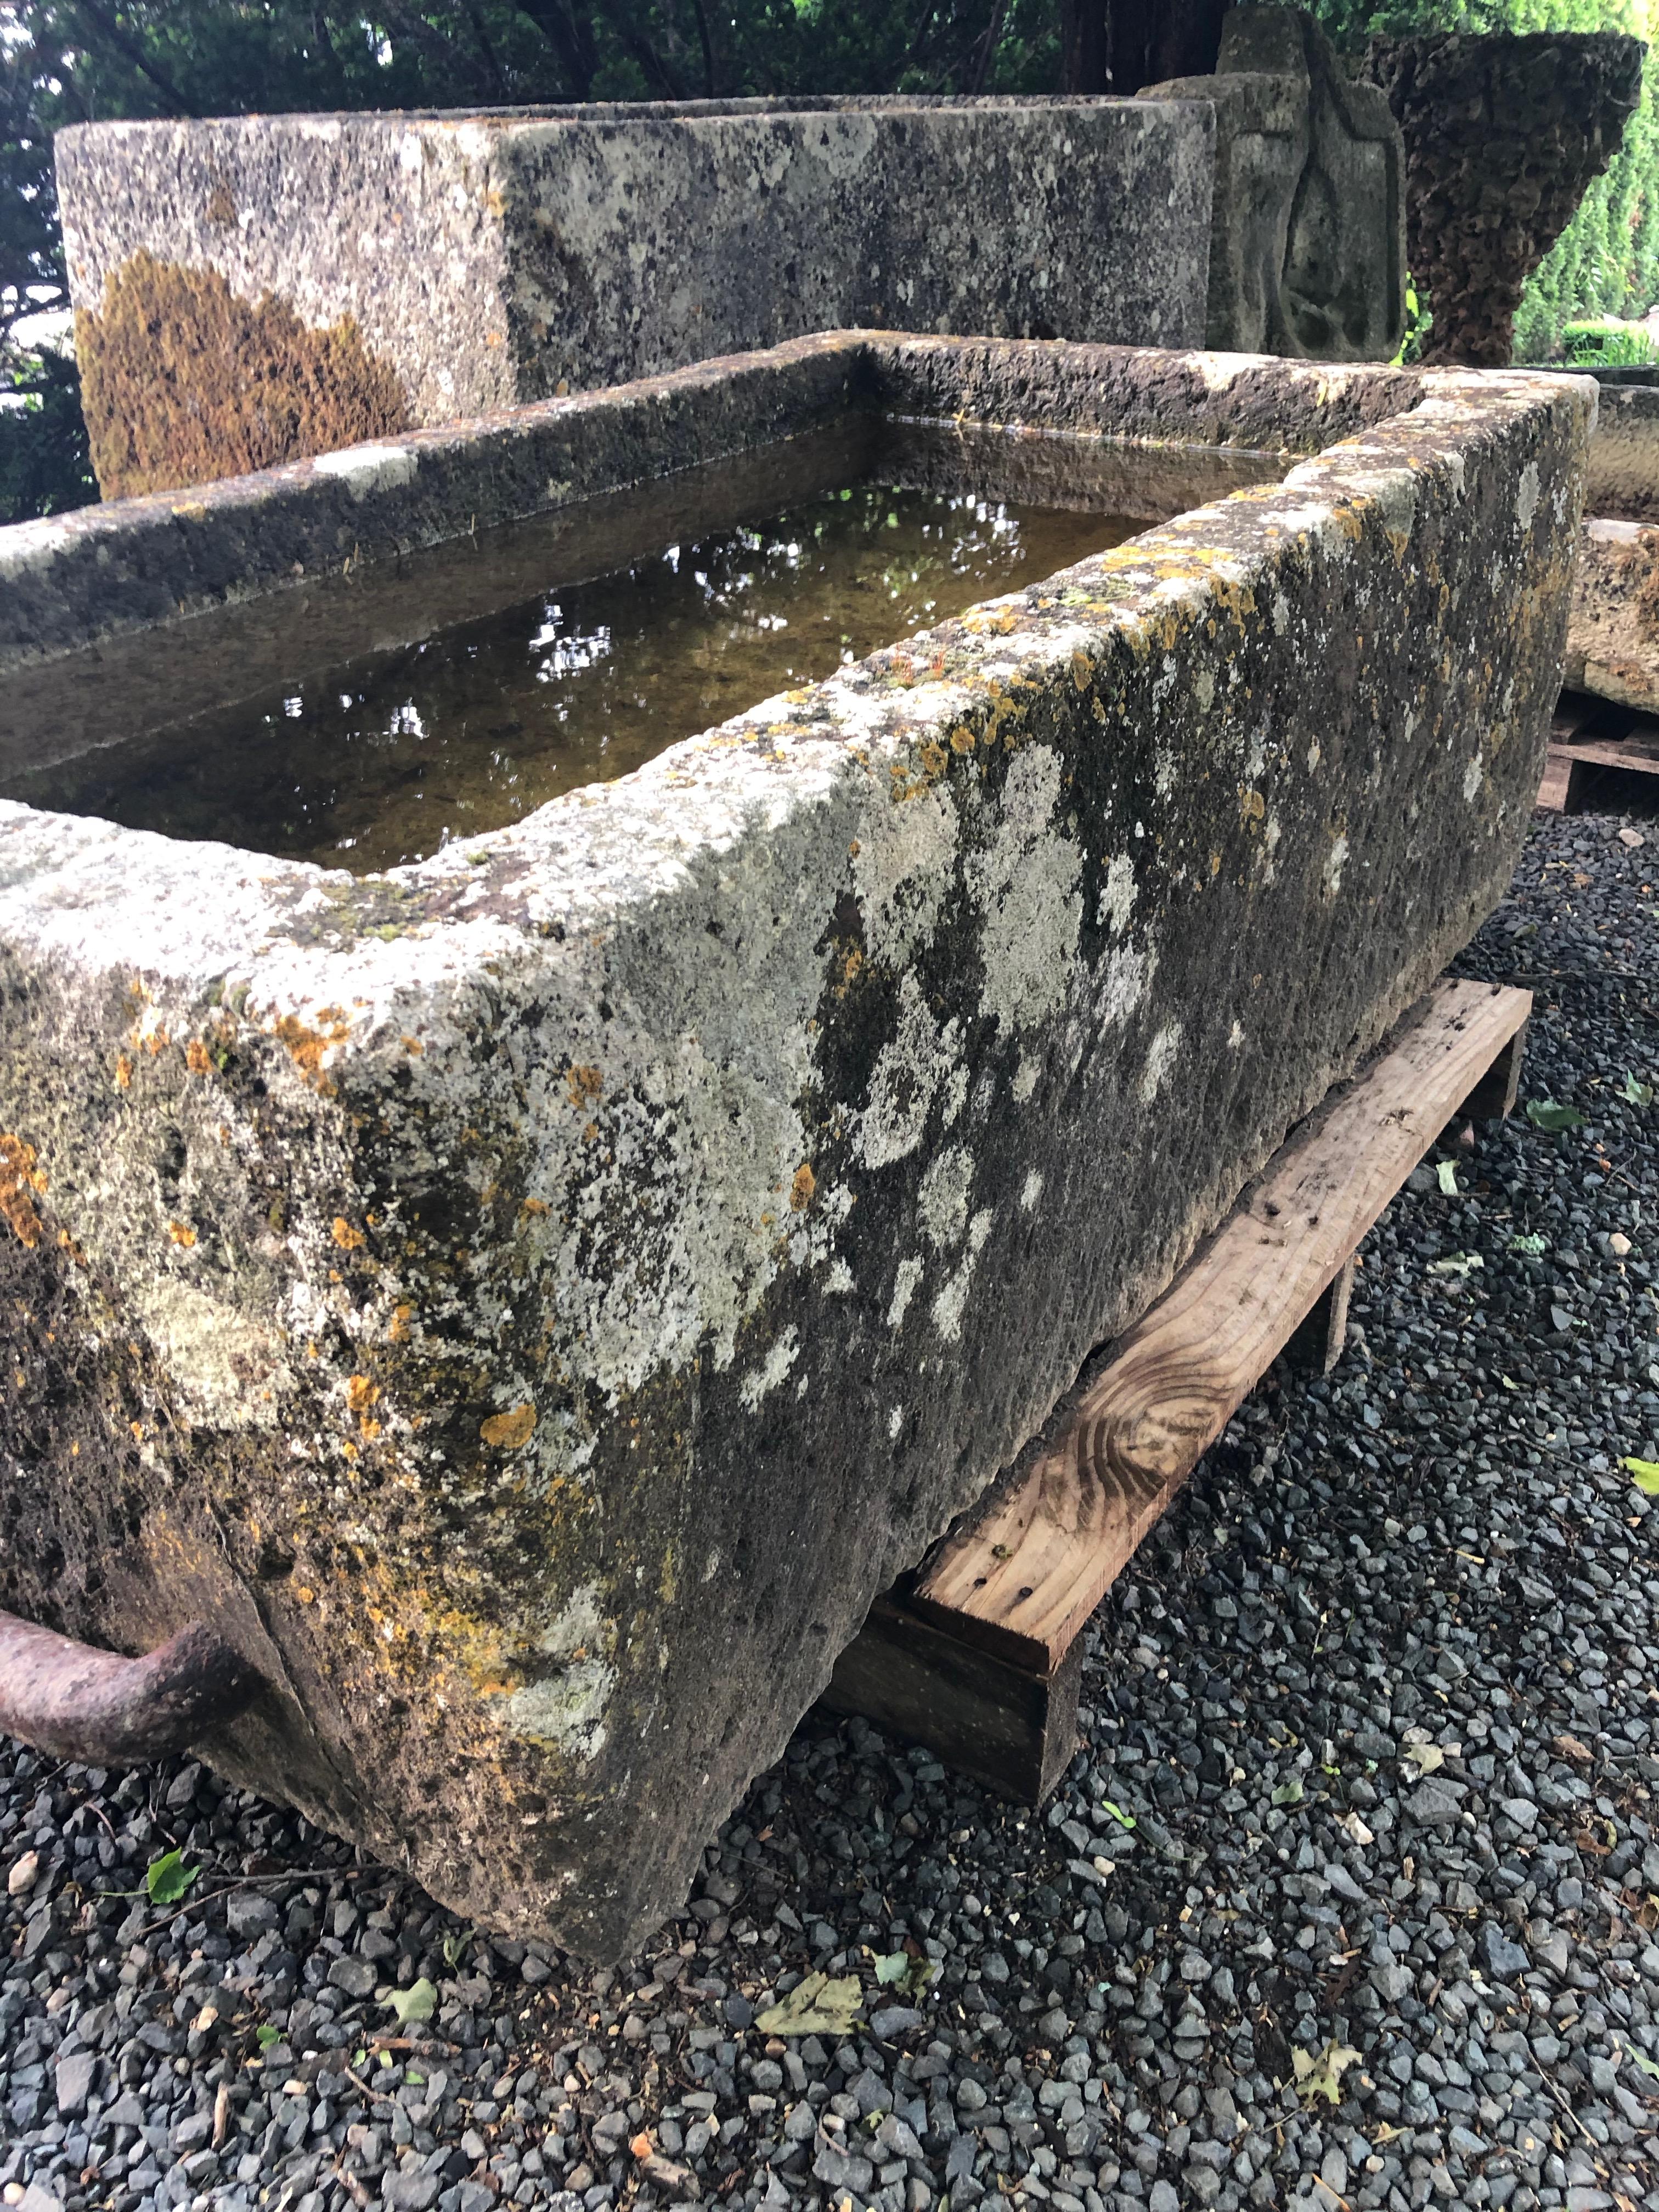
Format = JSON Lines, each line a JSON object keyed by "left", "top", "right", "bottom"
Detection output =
{"left": 520, "top": 1197, "right": 549, "bottom": 1218}
{"left": 114, "top": 1053, "right": 133, "bottom": 1090}
{"left": 480, "top": 1402, "right": 536, "bottom": 1451}
{"left": 76, "top": 251, "right": 411, "bottom": 500}
{"left": 0, "top": 1135, "right": 46, "bottom": 1249}
{"left": 789, "top": 1163, "right": 816, "bottom": 1213}
{"left": 566, "top": 1064, "right": 603, "bottom": 1110}
{"left": 331, "top": 1216, "right": 366, "bottom": 1251}
{"left": 167, "top": 1222, "right": 198, "bottom": 1248}
{"left": 347, "top": 1375, "right": 379, "bottom": 1415}
{"left": 273, "top": 1008, "right": 352, "bottom": 1090}
{"left": 184, "top": 1039, "right": 214, "bottom": 1076}
{"left": 402, "top": 1034, "right": 425, "bottom": 1055}
{"left": 388, "top": 1302, "right": 413, "bottom": 1342}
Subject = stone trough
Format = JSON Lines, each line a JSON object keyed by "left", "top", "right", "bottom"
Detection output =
{"left": 0, "top": 334, "right": 1589, "bottom": 1959}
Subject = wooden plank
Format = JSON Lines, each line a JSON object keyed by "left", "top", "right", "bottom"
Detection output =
{"left": 1548, "top": 736, "right": 1659, "bottom": 774}
{"left": 1284, "top": 1252, "right": 1355, "bottom": 1379}
{"left": 1459, "top": 1015, "right": 1527, "bottom": 1123}
{"left": 1537, "top": 747, "right": 1575, "bottom": 811}
{"left": 912, "top": 979, "right": 1532, "bottom": 1674}
{"left": 822, "top": 1596, "right": 1084, "bottom": 1803}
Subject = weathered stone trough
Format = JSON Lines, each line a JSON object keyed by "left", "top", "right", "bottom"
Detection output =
{"left": 0, "top": 334, "right": 1588, "bottom": 1959}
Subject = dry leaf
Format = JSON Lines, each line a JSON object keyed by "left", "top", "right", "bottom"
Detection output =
{"left": 1338, "top": 1811, "right": 1374, "bottom": 1847}
{"left": 753, "top": 1972, "right": 863, "bottom": 2038}
{"left": 1402, "top": 1743, "right": 1445, "bottom": 1778}
{"left": 1292, "top": 2039, "right": 1362, "bottom": 2105}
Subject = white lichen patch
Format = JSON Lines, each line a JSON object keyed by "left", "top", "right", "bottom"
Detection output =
{"left": 1097, "top": 853, "right": 1137, "bottom": 935}
{"left": 1463, "top": 750, "right": 1485, "bottom": 802}
{"left": 500, "top": 1581, "right": 618, "bottom": 1762}
{"left": 1019, "top": 1169, "right": 1045, "bottom": 1212}
{"left": 860, "top": 973, "right": 966, "bottom": 1168}
{"left": 1138, "top": 1018, "right": 1182, "bottom": 1106}
{"left": 918, "top": 1144, "right": 975, "bottom": 1249}
{"left": 930, "top": 1207, "right": 994, "bottom": 1342}
{"left": 888, "top": 1256, "right": 924, "bottom": 1329}
{"left": 966, "top": 744, "right": 1083, "bottom": 1035}
{"left": 738, "top": 1323, "right": 800, "bottom": 1412}
{"left": 1324, "top": 831, "right": 1350, "bottom": 897}
{"left": 853, "top": 783, "right": 957, "bottom": 963}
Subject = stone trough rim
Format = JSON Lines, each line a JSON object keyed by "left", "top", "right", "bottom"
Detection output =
{"left": 0, "top": 334, "right": 1596, "bottom": 985}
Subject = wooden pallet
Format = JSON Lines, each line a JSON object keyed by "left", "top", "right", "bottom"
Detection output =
{"left": 1542, "top": 688, "right": 1659, "bottom": 810}
{"left": 826, "top": 978, "right": 1532, "bottom": 1802}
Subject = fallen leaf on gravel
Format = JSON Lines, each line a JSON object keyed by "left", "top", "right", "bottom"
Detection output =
{"left": 1291, "top": 2039, "right": 1361, "bottom": 2104}
{"left": 1402, "top": 1742, "right": 1446, "bottom": 1776}
{"left": 753, "top": 1973, "right": 862, "bottom": 2037}
{"left": 1338, "top": 1811, "right": 1375, "bottom": 1847}
{"left": 6, "top": 1850, "right": 38, "bottom": 1897}
{"left": 630, "top": 2133, "right": 654, "bottom": 2159}
{"left": 1622, "top": 1455, "right": 1659, "bottom": 1496}
{"left": 1526, "top": 1099, "right": 1586, "bottom": 1132}
{"left": 872, "top": 1950, "right": 938, "bottom": 1996}
{"left": 1623, "top": 2044, "right": 1659, "bottom": 2082}
{"left": 1436, "top": 1160, "right": 1459, "bottom": 1195}
{"left": 144, "top": 1849, "right": 199, "bottom": 1905}
{"left": 1272, "top": 1776, "right": 1305, "bottom": 1807}
{"left": 382, "top": 1977, "right": 436, "bottom": 2024}
{"left": 1553, "top": 1733, "right": 1593, "bottom": 1764}
{"left": 1620, "top": 1070, "right": 1655, "bottom": 1107}
{"left": 1428, "top": 1251, "right": 1483, "bottom": 1277}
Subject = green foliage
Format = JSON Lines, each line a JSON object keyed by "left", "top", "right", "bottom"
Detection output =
{"left": 143, "top": 1848, "right": 199, "bottom": 1905}
{"left": 1562, "top": 315, "right": 1659, "bottom": 360}
{"left": 0, "top": 341, "right": 94, "bottom": 517}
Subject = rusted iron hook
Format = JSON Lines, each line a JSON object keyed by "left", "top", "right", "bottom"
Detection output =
{"left": 0, "top": 1610, "right": 261, "bottom": 1765}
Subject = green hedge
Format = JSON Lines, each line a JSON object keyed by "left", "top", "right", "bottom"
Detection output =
{"left": 1305, "top": 0, "right": 1659, "bottom": 360}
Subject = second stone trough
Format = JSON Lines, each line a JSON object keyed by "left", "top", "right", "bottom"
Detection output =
{"left": 0, "top": 334, "right": 1590, "bottom": 1958}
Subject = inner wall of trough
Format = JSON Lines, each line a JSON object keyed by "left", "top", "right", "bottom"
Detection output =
{"left": 0, "top": 415, "right": 1289, "bottom": 791}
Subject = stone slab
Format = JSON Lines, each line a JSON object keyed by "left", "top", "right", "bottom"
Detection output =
{"left": 55, "top": 97, "right": 1213, "bottom": 496}
{"left": 1141, "top": 5, "right": 1404, "bottom": 361}
{"left": 1566, "top": 515, "right": 1659, "bottom": 714}
{"left": 0, "top": 335, "right": 1590, "bottom": 1959}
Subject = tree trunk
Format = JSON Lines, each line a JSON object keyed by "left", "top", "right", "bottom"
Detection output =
{"left": 1060, "top": 0, "right": 1231, "bottom": 95}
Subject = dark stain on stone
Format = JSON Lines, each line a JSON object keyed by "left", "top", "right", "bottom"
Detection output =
{"left": 76, "top": 250, "right": 411, "bottom": 501}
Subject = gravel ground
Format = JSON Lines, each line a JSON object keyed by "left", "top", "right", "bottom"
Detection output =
{"left": 4, "top": 801, "right": 1659, "bottom": 2212}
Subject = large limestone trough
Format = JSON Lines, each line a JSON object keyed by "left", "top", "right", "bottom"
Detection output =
{"left": 0, "top": 335, "right": 1588, "bottom": 1959}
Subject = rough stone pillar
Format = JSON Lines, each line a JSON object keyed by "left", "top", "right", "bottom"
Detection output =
{"left": 1359, "top": 32, "right": 1644, "bottom": 368}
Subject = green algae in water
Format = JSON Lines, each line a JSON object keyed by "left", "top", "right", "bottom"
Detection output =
{"left": 9, "top": 480, "right": 1137, "bottom": 874}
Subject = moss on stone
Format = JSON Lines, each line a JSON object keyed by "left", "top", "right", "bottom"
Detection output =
{"left": 76, "top": 251, "right": 411, "bottom": 501}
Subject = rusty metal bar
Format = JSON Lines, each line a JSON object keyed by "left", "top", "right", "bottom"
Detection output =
{"left": 0, "top": 1611, "right": 261, "bottom": 1765}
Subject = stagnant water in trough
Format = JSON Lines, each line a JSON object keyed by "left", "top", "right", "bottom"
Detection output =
{"left": 6, "top": 479, "right": 1137, "bottom": 874}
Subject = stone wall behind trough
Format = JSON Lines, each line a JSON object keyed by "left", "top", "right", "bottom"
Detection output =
{"left": 55, "top": 99, "right": 1214, "bottom": 498}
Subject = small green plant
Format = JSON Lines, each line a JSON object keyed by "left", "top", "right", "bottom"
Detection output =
{"left": 144, "top": 1849, "right": 199, "bottom": 1906}
{"left": 1391, "top": 279, "right": 1432, "bottom": 368}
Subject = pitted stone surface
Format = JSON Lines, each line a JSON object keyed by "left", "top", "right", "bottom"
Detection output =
{"left": 0, "top": 336, "right": 1591, "bottom": 1959}
{"left": 55, "top": 97, "right": 1213, "bottom": 496}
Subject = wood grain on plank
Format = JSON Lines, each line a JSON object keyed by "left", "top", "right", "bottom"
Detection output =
{"left": 914, "top": 979, "right": 1532, "bottom": 1674}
